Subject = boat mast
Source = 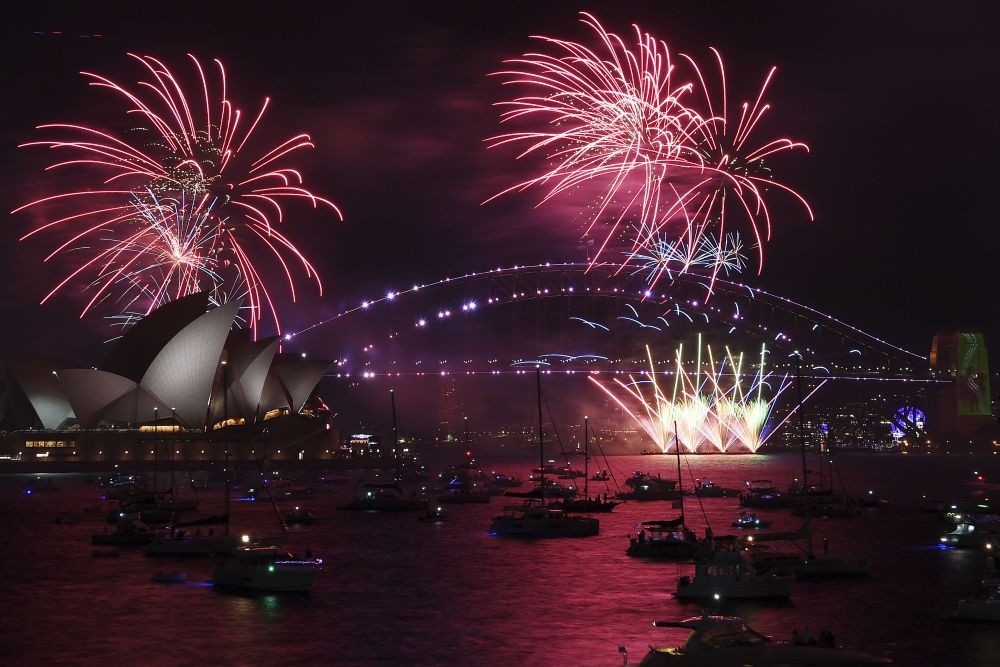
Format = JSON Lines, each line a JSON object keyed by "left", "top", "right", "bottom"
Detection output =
{"left": 536, "top": 367, "right": 545, "bottom": 508}
{"left": 390, "top": 389, "right": 400, "bottom": 481}
{"left": 222, "top": 360, "right": 230, "bottom": 537}
{"left": 796, "top": 362, "right": 813, "bottom": 556}
{"left": 583, "top": 416, "right": 589, "bottom": 500}
{"left": 674, "top": 422, "right": 684, "bottom": 531}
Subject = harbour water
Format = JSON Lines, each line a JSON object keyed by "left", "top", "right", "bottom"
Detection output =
{"left": 3, "top": 452, "right": 1000, "bottom": 665}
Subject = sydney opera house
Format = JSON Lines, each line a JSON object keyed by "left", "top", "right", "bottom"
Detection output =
{"left": 0, "top": 293, "right": 334, "bottom": 463}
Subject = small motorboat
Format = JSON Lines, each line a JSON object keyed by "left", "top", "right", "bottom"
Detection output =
{"left": 152, "top": 571, "right": 188, "bottom": 584}
{"left": 858, "top": 490, "right": 889, "bottom": 507}
{"left": 212, "top": 547, "right": 322, "bottom": 593}
{"left": 693, "top": 480, "right": 738, "bottom": 498}
{"left": 630, "top": 614, "right": 892, "bottom": 665}
{"left": 731, "top": 511, "right": 771, "bottom": 529}
{"left": 286, "top": 507, "right": 320, "bottom": 525}
{"left": 940, "top": 522, "right": 993, "bottom": 548}
{"left": 590, "top": 470, "right": 611, "bottom": 482}
{"left": 419, "top": 506, "right": 448, "bottom": 523}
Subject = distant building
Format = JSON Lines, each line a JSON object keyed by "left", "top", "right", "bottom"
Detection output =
{"left": 929, "top": 331, "right": 997, "bottom": 448}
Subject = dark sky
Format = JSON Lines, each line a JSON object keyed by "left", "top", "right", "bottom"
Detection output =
{"left": 1, "top": 0, "right": 998, "bottom": 368}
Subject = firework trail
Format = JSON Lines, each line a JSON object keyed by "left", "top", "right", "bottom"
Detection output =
{"left": 486, "top": 12, "right": 707, "bottom": 265}
{"left": 488, "top": 14, "right": 811, "bottom": 291}
{"left": 13, "top": 53, "right": 342, "bottom": 335}
{"left": 589, "top": 340, "right": 790, "bottom": 453}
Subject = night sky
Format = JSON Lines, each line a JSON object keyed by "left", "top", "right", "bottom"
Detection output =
{"left": 2, "top": 1, "right": 997, "bottom": 368}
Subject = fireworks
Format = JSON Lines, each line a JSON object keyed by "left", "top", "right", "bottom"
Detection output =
{"left": 629, "top": 233, "right": 745, "bottom": 289}
{"left": 14, "top": 53, "right": 341, "bottom": 335}
{"left": 489, "top": 13, "right": 811, "bottom": 289}
{"left": 589, "top": 338, "right": 791, "bottom": 453}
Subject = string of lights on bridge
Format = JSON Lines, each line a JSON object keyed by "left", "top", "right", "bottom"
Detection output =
{"left": 280, "top": 262, "right": 932, "bottom": 382}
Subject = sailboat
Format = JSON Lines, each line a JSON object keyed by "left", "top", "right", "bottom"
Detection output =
{"left": 489, "top": 370, "right": 599, "bottom": 537}
{"left": 627, "top": 426, "right": 700, "bottom": 559}
{"left": 338, "top": 389, "right": 428, "bottom": 512}
{"left": 554, "top": 417, "right": 619, "bottom": 513}
{"left": 747, "top": 366, "right": 869, "bottom": 577}
{"left": 437, "top": 420, "right": 492, "bottom": 504}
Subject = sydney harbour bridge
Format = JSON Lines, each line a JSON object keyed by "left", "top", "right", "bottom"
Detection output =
{"left": 286, "top": 261, "right": 943, "bottom": 451}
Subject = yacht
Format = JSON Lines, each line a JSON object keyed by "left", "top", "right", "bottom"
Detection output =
{"left": 731, "top": 512, "right": 771, "bottom": 529}
{"left": 675, "top": 548, "right": 794, "bottom": 601}
{"left": 419, "top": 506, "right": 448, "bottom": 523}
{"left": 617, "top": 471, "right": 680, "bottom": 501}
{"left": 554, "top": 495, "right": 620, "bottom": 513}
{"left": 286, "top": 507, "right": 320, "bottom": 525}
{"left": 693, "top": 480, "right": 738, "bottom": 498}
{"left": 743, "top": 524, "right": 870, "bottom": 577}
{"left": 628, "top": 614, "right": 892, "bottom": 665}
{"left": 591, "top": 470, "right": 611, "bottom": 482}
{"left": 627, "top": 519, "right": 701, "bottom": 559}
{"left": 337, "top": 482, "right": 428, "bottom": 512}
{"left": 489, "top": 499, "right": 599, "bottom": 537}
{"left": 438, "top": 453, "right": 492, "bottom": 504}
{"left": 490, "top": 472, "right": 522, "bottom": 488}
{"left": 939, "top": 522, "right": 993, "bottom": 548}
{"left": 739, "top": 480, "right": 789, "bottom": 509}
{"left": 490, "top": 370, "right": 599, "bottom": 538}
{"left": 212, "top": 547, "right": 322, "bottom": 592}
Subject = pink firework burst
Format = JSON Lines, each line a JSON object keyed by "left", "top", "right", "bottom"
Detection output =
{"left": 488, "top": 14, "right": 812, "bottom": 291}
{"left": 486, "top": 12, "right": 708, "bottom": 265}
{"left": 13, "top": 53, "right": 342, "bottom": 335}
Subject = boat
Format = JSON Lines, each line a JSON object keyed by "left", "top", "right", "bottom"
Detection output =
{"left": 629, "top": 613, "right": 892, "bottom": 665}
{"left": 338, "top": 390, "right": 428, "bottom": 512}
{"left": 316, "top": 473, "right": 350, "bottom": 486}
{"left": 504, "top": 477, "right": 577, "bottom": 499}
{"left": 591, "top": 470, "right": 611, "bottom": 482}
{"left": 731, "top": 511, "right": 771, "bottom": 529}
{"left": 951, "top": 557, "right": 1000, "bottom": 622}
{"left": 555, "top": 465, "right": 585, "bottom": 479}
{"left": 939, "top": 522, "right": 993, "bottom": 548}
{"left": 419, "top": 506, "right": 447, "bottom": 523}
{"left": 437, "top": 442, "right": 492, "bottom": 504}
{"left": 739, "top": 480, "right": 789, "bottom": 509}
{"left": 675, "top": 548, "right": 795, "bottom": 601}
{"left": 490, "top": 499, "right": 598, "bottom": 537}
{"left": 489, "top": 370, "right": 599, "bottom": 538}
{"left": 144, "top": 528, "right": 239, "bottom": 556}
{"left": 285, "top": 507, "right": 320, "bottom": 525}
{"left": 211, "top": 546, "right": 322, "bottom": 593}
{"left": 858, "top": 490, "right": 889, "bottom": 508}
{"left": 640, "top": 449, "right": 667, "bottom": 455}
{"left": 741, "top": 522, "right": 870, "bottom": 577}
{"left": 337, "top": 482, "right": 429, "bottom": 511}
{"left": 91, "top": 519, "right": 154, "bottom": 545}
{"left": 693, "top": 479, "right": 738, "bottom": 498}
{"left": 490, "top": 473, "right": 522, "bottom": 488}
{"left": 627, "top": 518, "right": 701, "bottom": 559}
{"left": 628, "top": 431, "right": 708, "bottom": 559}
{"left": 553, "top": 417, "right": 619, "bottom": 513}
{"left": 617, "top": 471, "right": 680, "bottom": 501}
